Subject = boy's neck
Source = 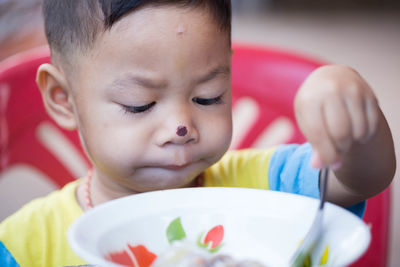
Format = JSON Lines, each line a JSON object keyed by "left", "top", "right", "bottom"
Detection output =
{"left": 76, "top": 171, "right": 203, "bottom": 211}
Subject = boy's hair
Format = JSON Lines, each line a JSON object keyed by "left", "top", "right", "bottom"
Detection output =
{"left": 42, "top": 0, "right": 231, "bottom": 67}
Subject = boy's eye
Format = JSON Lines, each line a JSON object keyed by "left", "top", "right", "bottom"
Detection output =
{"left": 192, "top": 96, "right": 223, "bottom": 106}
{"left": 122, "top": 102, "right": 156, "bottom": 113}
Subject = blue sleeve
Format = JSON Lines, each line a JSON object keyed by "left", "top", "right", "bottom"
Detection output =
{"left": 268, "top": 143, "right": 366, "bottom": 218}
{"left": 0, "top": 241, "right": 20, "bottom": 267}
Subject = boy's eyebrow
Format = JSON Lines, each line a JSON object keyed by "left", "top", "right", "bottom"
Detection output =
{"left": 196, "top": 66, "right": 231, "bottom": 85}
{"left": 110, "top": 74, "right": 168, "bottom": 90}
{"left": 108, "top": 65, "right": 230, "bottom": 91}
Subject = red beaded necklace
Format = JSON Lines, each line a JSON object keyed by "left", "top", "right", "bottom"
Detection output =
{"left": 84, "top": 169, "right": 93, "bottom": 209}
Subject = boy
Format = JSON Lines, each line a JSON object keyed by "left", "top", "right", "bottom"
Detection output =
{"left": 0, "top": 0, "right": 396, "bottom": 266}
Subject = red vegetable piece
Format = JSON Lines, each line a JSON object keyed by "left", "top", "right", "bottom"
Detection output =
{"left": 203, "top": 225, "right": 224, "bottom": 249}
{"left": 128, "top": 244, "right": 157, "bottom": 267}
{"left": 108, "top": 250, "right": 135, "bottom": 267}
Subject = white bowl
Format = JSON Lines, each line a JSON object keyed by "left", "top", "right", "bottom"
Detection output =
{"left": 68, "top": 187, "right": 370, "bottom": 267}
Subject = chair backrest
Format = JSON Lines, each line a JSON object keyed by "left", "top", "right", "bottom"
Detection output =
{"left": 231, "top": 43, "right": 390, "bottom": 267}
{"left": 0, "top": 47, "right": 90, "bottom": 219}
{"left": 0, "top": 45, "right": 390, "bottom": 266}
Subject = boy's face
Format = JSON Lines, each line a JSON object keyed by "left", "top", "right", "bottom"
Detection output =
{"left": 67, "top": 6, "right": 232, "bottom": 192}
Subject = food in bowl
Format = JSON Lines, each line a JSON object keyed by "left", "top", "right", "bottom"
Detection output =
{"left": 152, "top": 241, "right": 266, "bottom": 267}
{"left": 106, "top": 217, "right": 268, "bottom": 266}
{"left": 105, "top": 216, "right": 329, "bottom": 267}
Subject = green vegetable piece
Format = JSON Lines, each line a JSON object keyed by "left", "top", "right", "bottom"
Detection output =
{"left": 197, "top": 233, "right": 223, "bottom": 253}
{"left": 292, "top": 252, "right": 311, "bottom": 267}
{"left": 166, "top": 217, "right": 186, "bottom": 243}
{"left": 208, "top": 243, "right": 223, "bottom": 253}
{"left": 303, "top": 254, "right": 311, "bottom": 267}
{"left": 197, "top": 233, "right": 208, "bottom": 248}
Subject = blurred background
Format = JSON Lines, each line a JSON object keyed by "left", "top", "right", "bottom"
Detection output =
{"left": 231, "top": 1, "right": 400, "bottom": 266}
{"left": 0, "top": 0, "right": 45, "bottom": 61}
{"left": 0, "top": 0, "right": 399, "bottom": 266}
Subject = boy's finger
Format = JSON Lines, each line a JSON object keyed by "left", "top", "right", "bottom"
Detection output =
{"left": 311, "top": 151, "right": 341, "bottom": 170}
{"left": 365, "top": 96, "right": 380, "bottom": 141}
{"left": 296, "top": 102, "right": 339, "bottom": 166}
{"left": 344, "top": 89, "right": 369, "bottom": 141}
{"left": 310, "top": 130, "right": 340, "bottom": 167}
{"left": 323, "top": 93, "right": 352, "bottom": 153}
{"left": 311, "top": 150, "right": 323, "bottom": 169}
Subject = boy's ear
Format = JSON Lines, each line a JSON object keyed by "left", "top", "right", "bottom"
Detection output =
{"left": 36, "top": 63, "right": 77, "bottom": 130}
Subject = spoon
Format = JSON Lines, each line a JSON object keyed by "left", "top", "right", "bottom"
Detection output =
{"left": 289, "top": 167, "right": 329, "bottom": 267}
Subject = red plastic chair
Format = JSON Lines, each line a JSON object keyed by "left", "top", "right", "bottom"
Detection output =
{"left": 231, "top": 43, "right": 390, "bottom": 267}
{"left": 0, "top": 44, "right": 390, "bottom": 266}
{"left": 0, "top": 47, "right": 90, "bottom": 189}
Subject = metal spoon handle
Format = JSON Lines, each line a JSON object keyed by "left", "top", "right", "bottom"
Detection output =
{"left": 319, "top": 167, "right": 329, "bottom": 210}
{"left": 289, "top": 166, "right": 329, "bottom": 267}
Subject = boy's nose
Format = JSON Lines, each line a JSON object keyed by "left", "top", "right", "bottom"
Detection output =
{"left": 155, "top": 111, "right": 199, "bottom": 146}
{"left": 176, "top": 125, "right": 188, "bottom": 137}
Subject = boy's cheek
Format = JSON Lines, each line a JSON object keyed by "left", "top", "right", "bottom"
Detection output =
{"left": 208, "top": 115, "right": 232, "bottom": 151}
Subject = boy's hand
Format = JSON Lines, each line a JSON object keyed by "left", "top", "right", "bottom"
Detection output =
{"left": 294, "top": 65, "right": 379, "bottom": 169}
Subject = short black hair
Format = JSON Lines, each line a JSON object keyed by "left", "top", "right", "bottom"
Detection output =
{"left": 42, "top": 0, "right": 231, "bottom": 66}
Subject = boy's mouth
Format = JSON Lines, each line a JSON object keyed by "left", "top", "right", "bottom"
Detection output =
{"left": 161, "top": 163, "right": 191, "bottom": 170}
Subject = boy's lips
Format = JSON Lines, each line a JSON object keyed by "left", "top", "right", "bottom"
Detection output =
{"left": 145, "top": 155, "right": 206, "bottom": 171}
{"left": 160, "top": 163, "right": 191, "bottom": 170}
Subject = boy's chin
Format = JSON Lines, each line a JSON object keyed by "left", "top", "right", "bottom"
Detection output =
{"left": 125, "top": 163, "right": 206, "bottom": 191}
{"left": 130, "top": 181, "right": 197, "bottom": 193}
{"left": 126, "top": 171, "right": 200, "bottom": 192}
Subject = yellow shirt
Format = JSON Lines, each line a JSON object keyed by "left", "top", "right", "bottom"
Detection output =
{"left": 2, "top": 146, "right": 336, "bottom": 266}
{"left": 0, "top": 180, "right": 85, "bottom": 266}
